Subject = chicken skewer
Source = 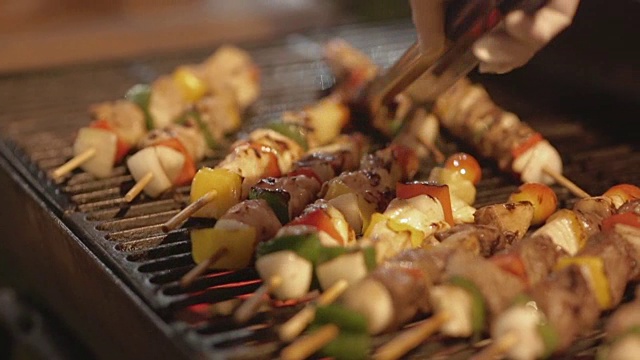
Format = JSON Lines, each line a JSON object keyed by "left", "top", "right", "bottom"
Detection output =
{"left": 52, "top": 45, "right": 259, "bottom": 181}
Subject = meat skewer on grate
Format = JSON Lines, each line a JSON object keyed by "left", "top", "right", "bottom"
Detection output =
{"left": 52, "top": 46, "right": 260, "bottom": 184}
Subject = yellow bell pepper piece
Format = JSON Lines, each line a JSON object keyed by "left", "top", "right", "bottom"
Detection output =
{"left": 363, "top": 213, "right": 388, "bottom": 239}
{"left": 173, "top": 67, "right": 208, "bottom": 102}
{"left": 363, "top": 213, "right": 424, "bottom": 248}
{"left": 191, "top": 225, "right": 257, "bottom": 269}
{"left": 386, "top": 218, "right": 425, "bottom": 248}
{"left": 555, "top": 256, "right": 612, "bottom": 309}
{"left": 190, "top": 167, "right": 242, "bottom": 219}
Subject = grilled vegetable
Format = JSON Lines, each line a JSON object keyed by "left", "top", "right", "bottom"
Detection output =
{"left": 73, "top": 127, "right": 118, "bottom": 179}
{"left": 508, "top": 182, "right": 558, "bottom": 226}
{"left": 190, "top": 168, "right": 243, "bottom": 219}
{"left": 308, "top": 304, "right": 371, "bottom": 360}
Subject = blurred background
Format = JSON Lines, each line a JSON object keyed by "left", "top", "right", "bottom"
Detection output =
{"left": 0, "top": 0, "right": 638, "bottom": 108}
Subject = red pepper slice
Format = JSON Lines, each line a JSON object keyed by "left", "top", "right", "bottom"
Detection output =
{"left": 288, "top": 167, "right": 323, "bottom": 184}
{"left": 603, "top": 212, "right": 640, "bottom": 232}
{"left": 153, "top": 138, "right": 196, "bottom": 186}
{"left": 490, "top": 253, "right": 529, "bottom": 287}
{"left": 511, "top": 132, "right": 543, "bottom": 161}
{"left": 289, "top": 208, "right": 345, "bottom": 245}
{"left": 396, "top": 182, "right": 455, "bottom": 226}
{"left": 89, "top": 119, "right": 131, "bottom": 163}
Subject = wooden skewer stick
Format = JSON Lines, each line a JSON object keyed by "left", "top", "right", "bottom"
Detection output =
{"left": 123, "top": 172, "right": 154, "bottom": 203}
{"left": 373, "top": 311, "right": 449, "bottom": 360}
{"left": 234, "top": 275, "right": 283, "bottom": 324}
{"left": 280, "top": 323, "right": 340, "bottom": 360}
{"left": 543, "top": 167, "right": 590, "bottom": 199}
{"left": 162, "top": 190, "right": 218, "bottom": 232}
{"left": 51, "top": 148, "right": 96, "bottom": 180}
{"left": 468, "top": 331, "right": 519, "bottom": 360}
{"left": 279, "top": 279, "right": 349, "bottom": 342}
{"left": 180, "top": 247, "right": 229, "bottom": 288}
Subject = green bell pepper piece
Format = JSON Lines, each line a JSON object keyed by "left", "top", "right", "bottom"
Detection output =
{"left": 267, "top": 121, "right": 309, "bottom": 151}
{"left": 249, "top": 187, "right": 290, "bottom": 225}
{"left": 124, "top": 84, "right": 154, "bottom": 130}
{"left": 256, "top": 233, "right": 321, "bottom": 265}
{"left": 449, "top": 275, "right": 487, "bottom": 336}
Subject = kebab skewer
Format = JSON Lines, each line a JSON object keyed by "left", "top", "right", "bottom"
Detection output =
{"left": 271, "top": 151, "right": 483, "bottom": 339}
{"left": 280, "top": 183, "right": 551, "bottom": 360}
{"left": 325, "top": 38, "right": 589, "bottom": 200}
{"left": 228, "top": 142, "right": 420, "bottom": 325}
{"left": 164, "top": 38, "right": 386, "bottom": 226}
{"left": 52, "top": 45, "right": 259, "bottom": 181}
{"left": 475, "top": 199, "right": 640, "bottom": 360}
{"left": 431, "top": 77, "right": 589, "bottom": 198}
{"left": 286, "top": 184, "right": 638, "bottom": 359}
{"left": 375, "top": 184, "right": 640, "bottom": 360}
{"left": 180, "top": 132, "right": 368, "bottom": 286}
{"left": 247, "top": 143, "right": 419, "bottom": 300}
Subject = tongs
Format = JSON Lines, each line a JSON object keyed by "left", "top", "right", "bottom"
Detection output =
{"left": 363, "top": 0, "right": 549, "bottom": 136}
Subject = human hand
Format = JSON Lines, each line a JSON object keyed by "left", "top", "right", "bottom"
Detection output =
{"left": 410, "top": 0, "right": 581, "bottom": 74}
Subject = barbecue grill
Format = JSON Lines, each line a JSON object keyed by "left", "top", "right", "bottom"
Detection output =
{"left": 1, "top": 2, "right": 639, "bottom": 359}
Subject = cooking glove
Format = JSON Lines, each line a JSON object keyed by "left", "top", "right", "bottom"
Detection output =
{"left": 410, "top": 0, "right": 581, "bottom": 74}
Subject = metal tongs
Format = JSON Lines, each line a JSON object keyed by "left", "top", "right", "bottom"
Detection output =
{"left": 363, "top": 0, "right": 549, "bottom": 136}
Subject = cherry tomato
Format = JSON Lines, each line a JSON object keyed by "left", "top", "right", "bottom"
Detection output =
{"left": 444, "top": 152, "right": 482, "bottom": 185}
{"left": 603, "top": 184, "right": 640, "bottom": 203}
{"left": 508, "top": 182, "right": 558, "bottom": 226}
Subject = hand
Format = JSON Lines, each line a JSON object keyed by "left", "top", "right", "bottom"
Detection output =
{"left": 410, "top": 0, "right": 581, "bottom": 74}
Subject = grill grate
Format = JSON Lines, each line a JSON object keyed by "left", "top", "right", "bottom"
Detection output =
{"left": 1, "top": 19, "right": 639, "bottom": 359}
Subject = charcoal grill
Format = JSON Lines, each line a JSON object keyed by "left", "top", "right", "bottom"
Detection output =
{"left": 1, "top": 5, "right": 640, "bottom": 359}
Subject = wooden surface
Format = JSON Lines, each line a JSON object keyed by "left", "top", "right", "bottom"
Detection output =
{"left": 0, "top": 0, "right": 339, "bottom": 74}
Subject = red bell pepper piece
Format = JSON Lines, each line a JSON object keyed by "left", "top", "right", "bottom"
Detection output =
{"left": 154, "top": 138, "right": 196, "bottom": 186}
{"left": 396, "top": 182, "right": 455, "bottom": 226}
{"left": 289, "top": 208, "right": 345, "bottom": 245}
{"left": 89, "top": 119, "right": 131, "bottom": 163}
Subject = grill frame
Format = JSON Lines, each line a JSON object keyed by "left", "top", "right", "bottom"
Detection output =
{"left": 1, "top": 18, "right": 639, "bottom": 360}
